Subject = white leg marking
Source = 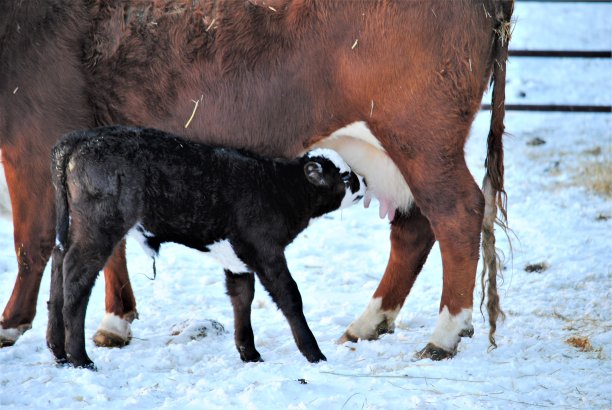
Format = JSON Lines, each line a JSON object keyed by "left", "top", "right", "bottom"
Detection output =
{"left": 429, "top": 306, "right": 473, "bottom": 352}
{"left": 308, "top": 121, "right": 414, "bottom": 216}
{"left": 0, "top": 317, "right": 31, "bottom": 344}
{"left": 0, "top": 327, "right": 21, "bottom": 344}
{"left": 96, "top": 313, "right": 132, "bottom": 340}
{"left": 207, "top": 239, "right": 249, "bottom": 273}
{"left": 344, "top": 297, "right": 400, "bottom": 340}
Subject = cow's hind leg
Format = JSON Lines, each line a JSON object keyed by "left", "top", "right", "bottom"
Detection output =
{"left": 339, "top": 206, "right": 435, "bottom": 342}
{"left": 93, "top": 240, "right": 138, "bottom": 348}
{"left": 225, "top": 271, "right": 262, "bottom": 362}
{"left": 389, "top": 141, "right": 483, "bottom": 360}
{"left": 0, "top": 153, "right": 55, "bottom": 346}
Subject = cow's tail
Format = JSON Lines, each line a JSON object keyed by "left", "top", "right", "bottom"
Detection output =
{"left": 480, "top": 1, "right": 514, "bottom": 349}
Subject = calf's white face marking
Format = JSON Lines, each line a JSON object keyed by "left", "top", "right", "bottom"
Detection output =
{"left": 306, "top": 148, "right": 367, "bottom": 210}
{"left": 207, "top": 239, "right": 249, "bottom": 273}
{"left": 309, "top": 121, "right": 414, "bottom": 220}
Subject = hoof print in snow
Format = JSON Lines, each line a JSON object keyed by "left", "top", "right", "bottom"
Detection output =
{"left": 413, "top": 343, "right": 456, "bottom": 361}
{"left": 168, "top": 319, "right": 226, "bottom": 344}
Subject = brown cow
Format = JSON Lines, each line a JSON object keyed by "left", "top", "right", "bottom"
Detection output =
{"left": 0, "top": 0, "right": 513, "bottom": 360}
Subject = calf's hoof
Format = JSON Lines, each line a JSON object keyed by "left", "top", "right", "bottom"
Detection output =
{"left": 238, "top": 346, "right": 263, "bottom": 363}
{"left": 0, "top": 323, "right": 32, "bottom": 347}
{"left": 47, "top": 342, "right": 67, "bottom": 363}
{"left": 413, "top": 343, "right": 456, "bottom": 361}
{"left": 67, "top": 355, "right": 97, "bottom": 371}
{"left": 304, "top": 350, "right": 327, "bottom": 363}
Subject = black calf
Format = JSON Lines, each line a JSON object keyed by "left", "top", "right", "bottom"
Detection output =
{"left": 47, "top": 126, "right": 365, "bottom": 368}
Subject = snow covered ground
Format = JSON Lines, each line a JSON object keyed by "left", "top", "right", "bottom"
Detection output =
{"left": 1, "top": 2, "right": 610, "bottom": 409}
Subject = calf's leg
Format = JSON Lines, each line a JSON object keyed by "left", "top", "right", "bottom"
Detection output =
{"left": 0, "top": 150, "right": 137, "bottom": 349}
{"left": 47, "top": 246, "right": 68, "bottom": 363}
{"left": 225, "top": 271, "right": 262, "bottom": 362}
{"left": 255, "top": 254, "right": 325, "bottom": 363}
{"left": 63, "top": 229, "right": 125, "bottom": 369}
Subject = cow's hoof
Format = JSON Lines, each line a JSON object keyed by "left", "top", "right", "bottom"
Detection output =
{"left": 413, "top": 343, "right": 456, "bottom": 361}
{"left": 336, "top": 320, "right": 394, "bottom": 344}
{"left": 0, "top": 336, "right": 16, "bottom": 347}
{"left": 336, "top": 330, "right": 358, "bottom": 344}
{"left": 93, "top": 329, "right": 130, "bottom": 348}
{"left": 459, "top": 325, "right": 474, "bottom": 338}
{"left": 0, "top": 324, "right": 31, "bottom": 347}
{"left": 93, "top": 313, "right": 133, "bottom": 348}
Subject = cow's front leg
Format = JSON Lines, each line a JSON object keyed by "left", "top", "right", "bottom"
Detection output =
{"left": 225, "top": 271, "right": 262, "bottom": 362}
{"left": 255, "top": 254, "right": 326, "bottom": 363}
{"left": 1, "top": 152, "right": 55, "bottom": 347}
{"left": 338, "top": 206, "right": 435, "bottom": 343}
{"left": 93, "top": 240, "right": 138, "bottom": 348}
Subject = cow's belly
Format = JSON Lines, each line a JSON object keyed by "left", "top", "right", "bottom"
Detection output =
{"left": 307, "top": 121, "right": 413, "bottom": 220}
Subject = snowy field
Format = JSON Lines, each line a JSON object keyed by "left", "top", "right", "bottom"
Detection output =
{"left": 1, "top": 2, "right": 610, "bottom": 409}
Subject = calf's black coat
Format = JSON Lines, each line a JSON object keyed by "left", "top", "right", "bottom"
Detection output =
{"left": 47, "top": 126, "right": 364, "bottom": 368}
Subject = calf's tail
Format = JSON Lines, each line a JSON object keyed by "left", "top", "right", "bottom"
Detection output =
{"left": 480, "top": 0, "right": 514, "bottom": 349}
{"left": 50, "top": 133, "right": 82, "bottom": 249}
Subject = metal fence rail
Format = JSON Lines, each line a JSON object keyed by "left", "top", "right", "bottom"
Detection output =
{"left": 484, "top": 0, "right": 612, "bottom": 112}
{"left": 481, "top": 48, "right": 611, "bottom": 112}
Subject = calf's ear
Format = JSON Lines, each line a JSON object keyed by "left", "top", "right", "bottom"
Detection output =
{"left": 304, "top": 161, "right": 328, "bottom": 187}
